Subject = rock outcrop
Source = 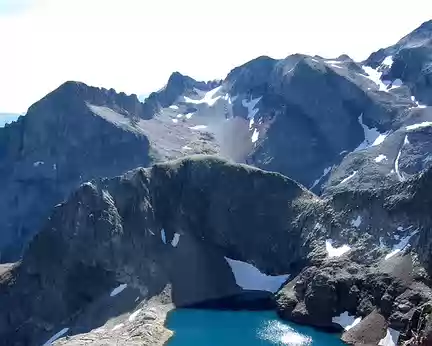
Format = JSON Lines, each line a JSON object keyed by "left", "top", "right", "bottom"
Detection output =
{"left": 0, "top": 156, "right": 323, "bottom": 346}
{"left": 2, "top": 154, "right": 432, "bottom": 345}
{"left": 0, "top": 81, "right": 156, "bottom": 262}
{"left": 2, "top": 18, "right": 432, "bottom": 346}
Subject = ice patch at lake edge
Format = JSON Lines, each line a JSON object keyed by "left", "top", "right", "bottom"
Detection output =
{"left": 332, "top": 312, "right": 362, "bottom": 331}
{"left": 224, "top": 257, "right": 290, "bottom": 293}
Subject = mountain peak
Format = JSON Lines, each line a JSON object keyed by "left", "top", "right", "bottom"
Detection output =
{"left": 417, "top": 19, "right": 432, "bottom": 31}
{"left": 395, "top": 19, "right": 432, "bottom": 48}
{"left": 27, "top": 81, "right": 144, "bottom": 120}
{"left": 165, "top": 71, "right": 199, "bottom": 93}
{"left": 225, "top": 55, "right": 277, "bottom": 94}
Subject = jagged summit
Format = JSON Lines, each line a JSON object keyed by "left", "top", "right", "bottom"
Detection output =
{"left": 28, "top": 80, "right": 146, "bottom": 120}
{"left": 396, "top": 19, "right": 432, "bottom": 49}
{"left": 364, "top": 19, "right": 432, "bottom": 106}
{"left": 141, "top": 72, "right": 221, "bottom": 116}
{"left": 2, "top": 19, "right": 432, "bottom": 346}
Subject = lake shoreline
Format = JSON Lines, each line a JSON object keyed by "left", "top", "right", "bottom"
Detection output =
{"left": 165, "top": 309, "right": 345, "bottom": 346}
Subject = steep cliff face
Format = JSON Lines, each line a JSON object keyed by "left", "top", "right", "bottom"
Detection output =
{"left": 0, "top": 156, "right": 324, "bottom": 346}
{"left": 0, "top": 82, "right": 153, "bottom": 262}
{"left": 3, "top": 21, "right": 432, "bottom": 263}
{"left": 2, "top": 155, "right": 432, "bottom": 345}
{"left": 276, "top": 167, "right": 432, "bottom": 344}
{"left": 365, "top": 20, "right": 432, "bottom": 106}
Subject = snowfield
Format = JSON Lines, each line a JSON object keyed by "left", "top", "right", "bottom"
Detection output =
{"left": 224, "top": 257, "right": 290, "bottom": 293}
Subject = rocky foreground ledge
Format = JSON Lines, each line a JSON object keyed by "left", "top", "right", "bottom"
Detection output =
{"left": 1, "top": 156, "right": 432, "bottom": 345}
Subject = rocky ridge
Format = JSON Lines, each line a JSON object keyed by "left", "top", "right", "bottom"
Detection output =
{"left": 1, "top": 18, "right": 432, "bottom": 346}
{"left": 1, "top": 156, "right": 432, "bottom": 345}
{"left": 3, "top": 21, "right": 432, "bottom": 262}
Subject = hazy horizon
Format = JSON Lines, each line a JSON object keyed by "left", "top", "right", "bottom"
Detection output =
{"left": 1, "top": 0, "right": 431, "bottom": 113}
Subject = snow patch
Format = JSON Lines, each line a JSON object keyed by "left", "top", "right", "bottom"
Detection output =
{"left": 406, "top": 121, "right": 432, "bottom": 131}
{"left": 382, "top": 56, "right": 394, "bottom": 68}
{"left": 111, "top": 323, "right": 124, "bottom": 331}
{"left": 251, "top": 129, "right": 259, "bottom": 143}
{"left": 378, "top": 328, "right": 400, "bottom": 346}
{"left": 183, "top": 86, "right": 222, "bottom": 106}
{"left": 340, "top": 171, "right": 357, "bottom": 185}
{"left": 172, "top": 119, "right": 178, "bottom": 123}
{"left": 128, "top": 309, "right": 142, "bottom": 322}
{"left": 410, "top": 96, "right": 427, "bottom": 109}
{"left": 249, "top": 117, "right": 254, "bottom": 129}
{"left": 395, "top": 136, "right": 407, "bottom": 182}
{"left": 351, "top": 216, "right": 362, "bottom": 228}
{"left": 184, "top": 112, "right": 193, "bottom": 119}
{"left": 361, "top": 66, "right": 388, "bottom": 91}
{"left": 171, "top": 233, "right": 181, "bottom": 247}
{"left": 189, "top": 125, "right": 208, "bottom": 130}
{"left": 33, "top": 161, "right": 44, "bottom": 167}
{"left": 110, "top": 284, "right": 127, "bottom": 297}
{"left": 332, "top": 312, "right": 362, "bottom": 331}
{"left": 242, "top": 96, "right": 262, "bottom": 120}
{"left": 331, "top": 64, "right": 344, "bottom": 69}
{"left": 326, "top": 239, "right": 351, "bottom": 258}
{"left": 169, "top": 105, "right": 179, "bottom": 110}
{"left": 224, "top": 257, "right": 290, "bottom": 293}
{"left": 182, "top": 145, "right": 192, "bottom": 150}
{"left": 354, "top": 114, "right": 387, "bottom": 151}
{"left": 373, "top": 133, "right": 388, "bottom": 146}
{"left": 375, "top": 154, "right": 387, "bottom": 163}
{"left": 42, "top": 328, "right": 69, "bottom": 346}
{"left": 161, "top": 229, "right": 167, "bottom": 244}
{"left": 310, "top": 166, "right": 332, "bottom": 189}
{"left": 388, "top": 79, "right": 403, "bottom": 90}
{"left": 385, "top": 229, "right": 418, "bottom": 260}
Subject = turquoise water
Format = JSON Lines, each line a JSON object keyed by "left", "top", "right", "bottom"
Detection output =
{"left": 167, "top": 309, "right": 345, "bottom": 346}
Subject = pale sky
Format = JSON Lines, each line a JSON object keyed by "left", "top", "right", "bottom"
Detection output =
{"left": 0, "top": 0, "right": 431, "bottom": 113}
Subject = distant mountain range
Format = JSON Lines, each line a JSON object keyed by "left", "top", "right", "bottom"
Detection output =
{"left": 0, "top": 113, "right": 21, "bottom": 127}
{"left": 1, "top": 19, "right": 432, "bottom": 346}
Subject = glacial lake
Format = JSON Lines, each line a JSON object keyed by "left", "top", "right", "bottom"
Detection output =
{"left": 166, "top": 309, "right": 345, "bottom": 346}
